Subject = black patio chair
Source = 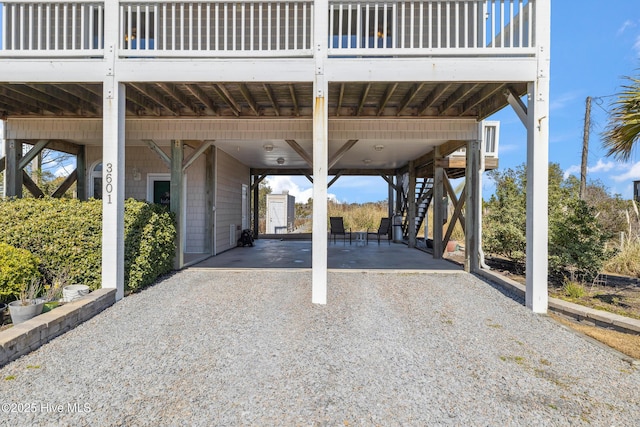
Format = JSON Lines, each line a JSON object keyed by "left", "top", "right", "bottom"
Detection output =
{"left": 367, "top": 217, "right": 391, "bottom": 245}
{"left": 329, "top": 217, "right": 351, "bottom": 245}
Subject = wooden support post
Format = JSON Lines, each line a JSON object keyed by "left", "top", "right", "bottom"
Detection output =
{"left": 76, "top": 145, "right": 87, "bottom": 200}
{"left": 388, "top": 175, "right": 394, "bottom": 220}
{"left": 408, "top": 161, "right": 416, "bottom": 248}
{"left": 171, "top": 140, "right": 185, "bottom": 269}
{"left": 432, "top": 146, "right": 444, "bottom": 258}
{"left": 5, "top": 140, "right": 22, "bottom": 197}
{"left": 101, "top": 82, "right": 126, "bottom": 301}
{"left": 465, "top": 139, "right": 480, "bottom": 273}
{"left": 206, "top": 146, "right": 215, "bottom": 254}
{"left": 395, "top": 173, "right": 403, "bottom": 216}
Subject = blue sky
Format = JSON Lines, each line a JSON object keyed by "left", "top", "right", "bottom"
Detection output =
{"left": 270, "top": 0, "right": 640, "bottom": 203}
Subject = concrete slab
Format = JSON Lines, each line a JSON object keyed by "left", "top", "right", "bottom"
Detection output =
{"left": 191, "top": 238, "right": 460, "bottom": 271}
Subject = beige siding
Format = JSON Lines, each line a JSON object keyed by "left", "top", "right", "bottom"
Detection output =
{"left": 7, "top": 118, "right": 479, "bottom": 141}
{"left": 215, "top": 147, "right": 249, "bottom": 254}
{"left": 86, "top": 145, "right": 208, "bottom": 254}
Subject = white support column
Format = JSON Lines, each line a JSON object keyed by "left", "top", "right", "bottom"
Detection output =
{"left": 526, "top": 0, "right": 551, "bottom": 313}
{"left": 312, "top": 0, "right": 329, "bottom": 305}
{"left": 432, "top": 147, "right": 444, "bottom": 258}
{"left": 101, "top": 82, "right": 126, "bottom": 301}
{"left": 465, "top": 139, "right": 480, "bottom": 273}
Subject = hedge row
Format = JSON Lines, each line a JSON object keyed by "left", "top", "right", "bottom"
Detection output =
{"left": 0, "top": 198, "right": 175, "bottom": 301}
{"left": 0, "top": 242, "right": 42, "bottom": 302}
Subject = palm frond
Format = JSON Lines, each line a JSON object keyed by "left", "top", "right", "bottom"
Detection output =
{"left": 603, "top": 76, "right": 640, "bottom": 161}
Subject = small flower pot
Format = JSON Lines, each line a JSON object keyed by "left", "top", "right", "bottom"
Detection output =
{"left": 8, "top": 299, "right": 45, "bottom": 325}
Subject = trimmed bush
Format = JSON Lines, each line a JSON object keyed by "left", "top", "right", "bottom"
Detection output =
{"left": 0, "top": 243, "right": 42, "bottom": 303}
{"left": 124, "top": 200, "right": 176, "bottom": 292}
{"left": 0, "top": 198, "right": 175, "bottom": 294}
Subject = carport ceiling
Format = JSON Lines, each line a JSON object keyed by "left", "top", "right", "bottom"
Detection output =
{"left": 0, "top": 81, "right": 526, "bottom": 120}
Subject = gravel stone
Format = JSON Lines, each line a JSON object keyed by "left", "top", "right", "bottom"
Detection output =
{"left": 0, "top": 270, "right": 639, "bottom": 426}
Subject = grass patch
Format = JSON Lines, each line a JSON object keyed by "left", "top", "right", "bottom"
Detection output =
{"left": 550, "top": 313, "right": 640, "bottom": 360}
{"left": 562, "top": 279, "right": 585, "bottom": 299}
{"left": 4, "top": 375, "right": 15, "bottom": 380}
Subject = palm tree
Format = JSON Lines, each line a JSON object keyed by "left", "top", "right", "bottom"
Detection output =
{"left": 603, "top": 75, "right": 640, "bottom": 161}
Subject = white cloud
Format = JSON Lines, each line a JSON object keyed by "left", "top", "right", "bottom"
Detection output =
{"left": 549, "top": 91, "right": 581, "bottom": 112}
{"left": 563, "top": 165, "right": 581, "bottom": 180}
{"left": 588, "top": 159, "right": 616, "bottom": 174}
{"left": 563, "top": 159, "right": 617, "bottom": 180}
{"left": 611, "top": 160, "right": 640, "bottom": 182}
{"left": 265, "top": 176, "right": 337, "bottom": 203}
{"left": 617, "top": 20, "right": 636, "bottom": 36}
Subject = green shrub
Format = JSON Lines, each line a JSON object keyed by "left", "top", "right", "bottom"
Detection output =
{"left": 0, "top": 198, "right": 175, "bottom": 294}
{"left": 0, "top": 243, "right": 42, "bottom": 303}
{"left": 604, "top": 240, "right": 640, "bottom": 278}
{"left": 124, "top": 200, "right": 176, "bottom": 292}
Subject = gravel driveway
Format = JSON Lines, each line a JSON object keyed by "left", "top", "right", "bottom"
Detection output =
{"left": 0, "top": 269, "right": 638, "bottom": 426}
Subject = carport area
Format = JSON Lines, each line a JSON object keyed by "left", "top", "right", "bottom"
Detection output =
{"left": 190, "top": 238, "right": 460, "bottom": 271}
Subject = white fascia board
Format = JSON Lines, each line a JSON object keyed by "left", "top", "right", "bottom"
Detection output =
{"left": 0, "top": 60, "right": 106, "bottom": 82}
{"left": 115, "top": 58, "right": 315, "bottom": 83}
{"left": 325, "top": 57, "right": 538, "bottom": 82}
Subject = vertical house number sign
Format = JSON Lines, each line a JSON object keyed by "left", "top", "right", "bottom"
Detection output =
{"left": 105, "top": 163, "right": 113, "bottom": 204}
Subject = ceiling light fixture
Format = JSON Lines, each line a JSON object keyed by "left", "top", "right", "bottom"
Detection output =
{"left": 277, "top": 157, "right": 285, "bottom": 165}
{"left": 263, "top": 144, "right": 274, "bottom": 152}
{"left": 374, "top": 144, "right": 385, "bottom": 151}
{"left": 363, "top": 159, "right": 372, "bottom": 165}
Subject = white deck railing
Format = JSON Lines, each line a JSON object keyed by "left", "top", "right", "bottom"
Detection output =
{"left": 328, "top": 0, "right": 535, "bottom": 56}
{"left": 0, "top": 0, "right": 535, "bottom": 58}
{"left": 1, "top": 0, "right": 105, "bottom": 56}
{"left": 119, "top": 1, "right": 314, "bottom": 57}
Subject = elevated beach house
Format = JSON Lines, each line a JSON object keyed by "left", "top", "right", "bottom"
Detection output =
{"left": 0, "top": 0, "right": 550, "bottom": 311}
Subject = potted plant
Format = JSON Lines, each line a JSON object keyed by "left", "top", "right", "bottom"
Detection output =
{"left": 8, "top": 279, "right": 46, "bottom": 325}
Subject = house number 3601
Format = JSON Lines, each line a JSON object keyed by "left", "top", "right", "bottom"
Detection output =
{"left": 105, "top": 163, "right": 113, "bottom": 204}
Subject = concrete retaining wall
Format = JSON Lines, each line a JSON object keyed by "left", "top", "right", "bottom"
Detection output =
{"left": 0, "top": 288, "right": 116, "bottom": 367}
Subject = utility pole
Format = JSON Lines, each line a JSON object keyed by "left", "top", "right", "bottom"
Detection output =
{"left": 580, "top": 96, "right": 592, "bottom": 200}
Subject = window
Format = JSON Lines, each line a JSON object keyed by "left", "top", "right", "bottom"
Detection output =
{"left": 89, "top": 161, "right": 102, "bottom": 199}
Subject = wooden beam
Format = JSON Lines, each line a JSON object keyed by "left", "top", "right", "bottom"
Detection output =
{"left": 327, "top": 171, "right": 342, "bottom": 188}
{"left": 183, "top": 84, "right": 219, "bottom": 115}
{"left": 18, "top": 140, "right": 49, "bottom": 170}
{"left": 459, "top": 83, "right": 505, "bottom": 116}
{"left": 214, "top": 84, "right": 242, "bottom": 115}
{"left": 22, "top": 171, "right": 44, "bottom": 198}
{"left": 144, "top": 139, "right": 171, "bottom": 167}
{"left": 0, "top": 85, "right": 63, "bottom": 115}
{"left": 250, "top": 173, "right": 267, "bottom": 191}
{"left": 442, "top": 185, "right": 466, "bottom": 255}
{"left": 418, "top": 83, "right": 452, "bottom": 116}
{"left": 439, "top": 84, "right": 478, "bottom": 116}
{"left": 336, "top": 83, "right": 345, "bottom": 117}
{"left": 239, "top": 84, "right": 260, "bottom": 116}
{"left": 356, "top": 83, "right": 372, "bottom": 116}
{"left": 289, "top": 84, "right": 300, "bottom": 116}
{"left": 126, "top": 84, "right": 161, "bottom": 116}
{"left": 262, "top": 84, "right": 280, "bottom": 116}
{"left": 26, "top": 84, "right": 99, "bottom": 115}
{"left": 156, "top": 83, "right": 199, "bottom": 114}
{"left": 285, "top": 139, "right": 313, "bottom": 166}
{"left": 130, "top": 83, "right": 179, "bottom": 116}
{"left": 505, "top": 85, "right": 528, "bottom": 126}
{"left": 397, "top": 83, "right": 425, "bottom": 116}
{"left": 0, "top": 156, "right": 4, "bottom": 172}
{"left": 52, "top": 169, "right": 78, "bottom": 198}
{"left": 377, "top": 83, "right": 398, "bottom": 116}
{"left": 380, "top": 174, "right": 401, "bottom": 192}
{"left": 183, "top": 140, "right": 214, "bottom": 172}
{"left": 328, "top": 139, "right": 358, "bottom": 169}
{"left": 41, "top": 140, "right": 81, "bottom": 156}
